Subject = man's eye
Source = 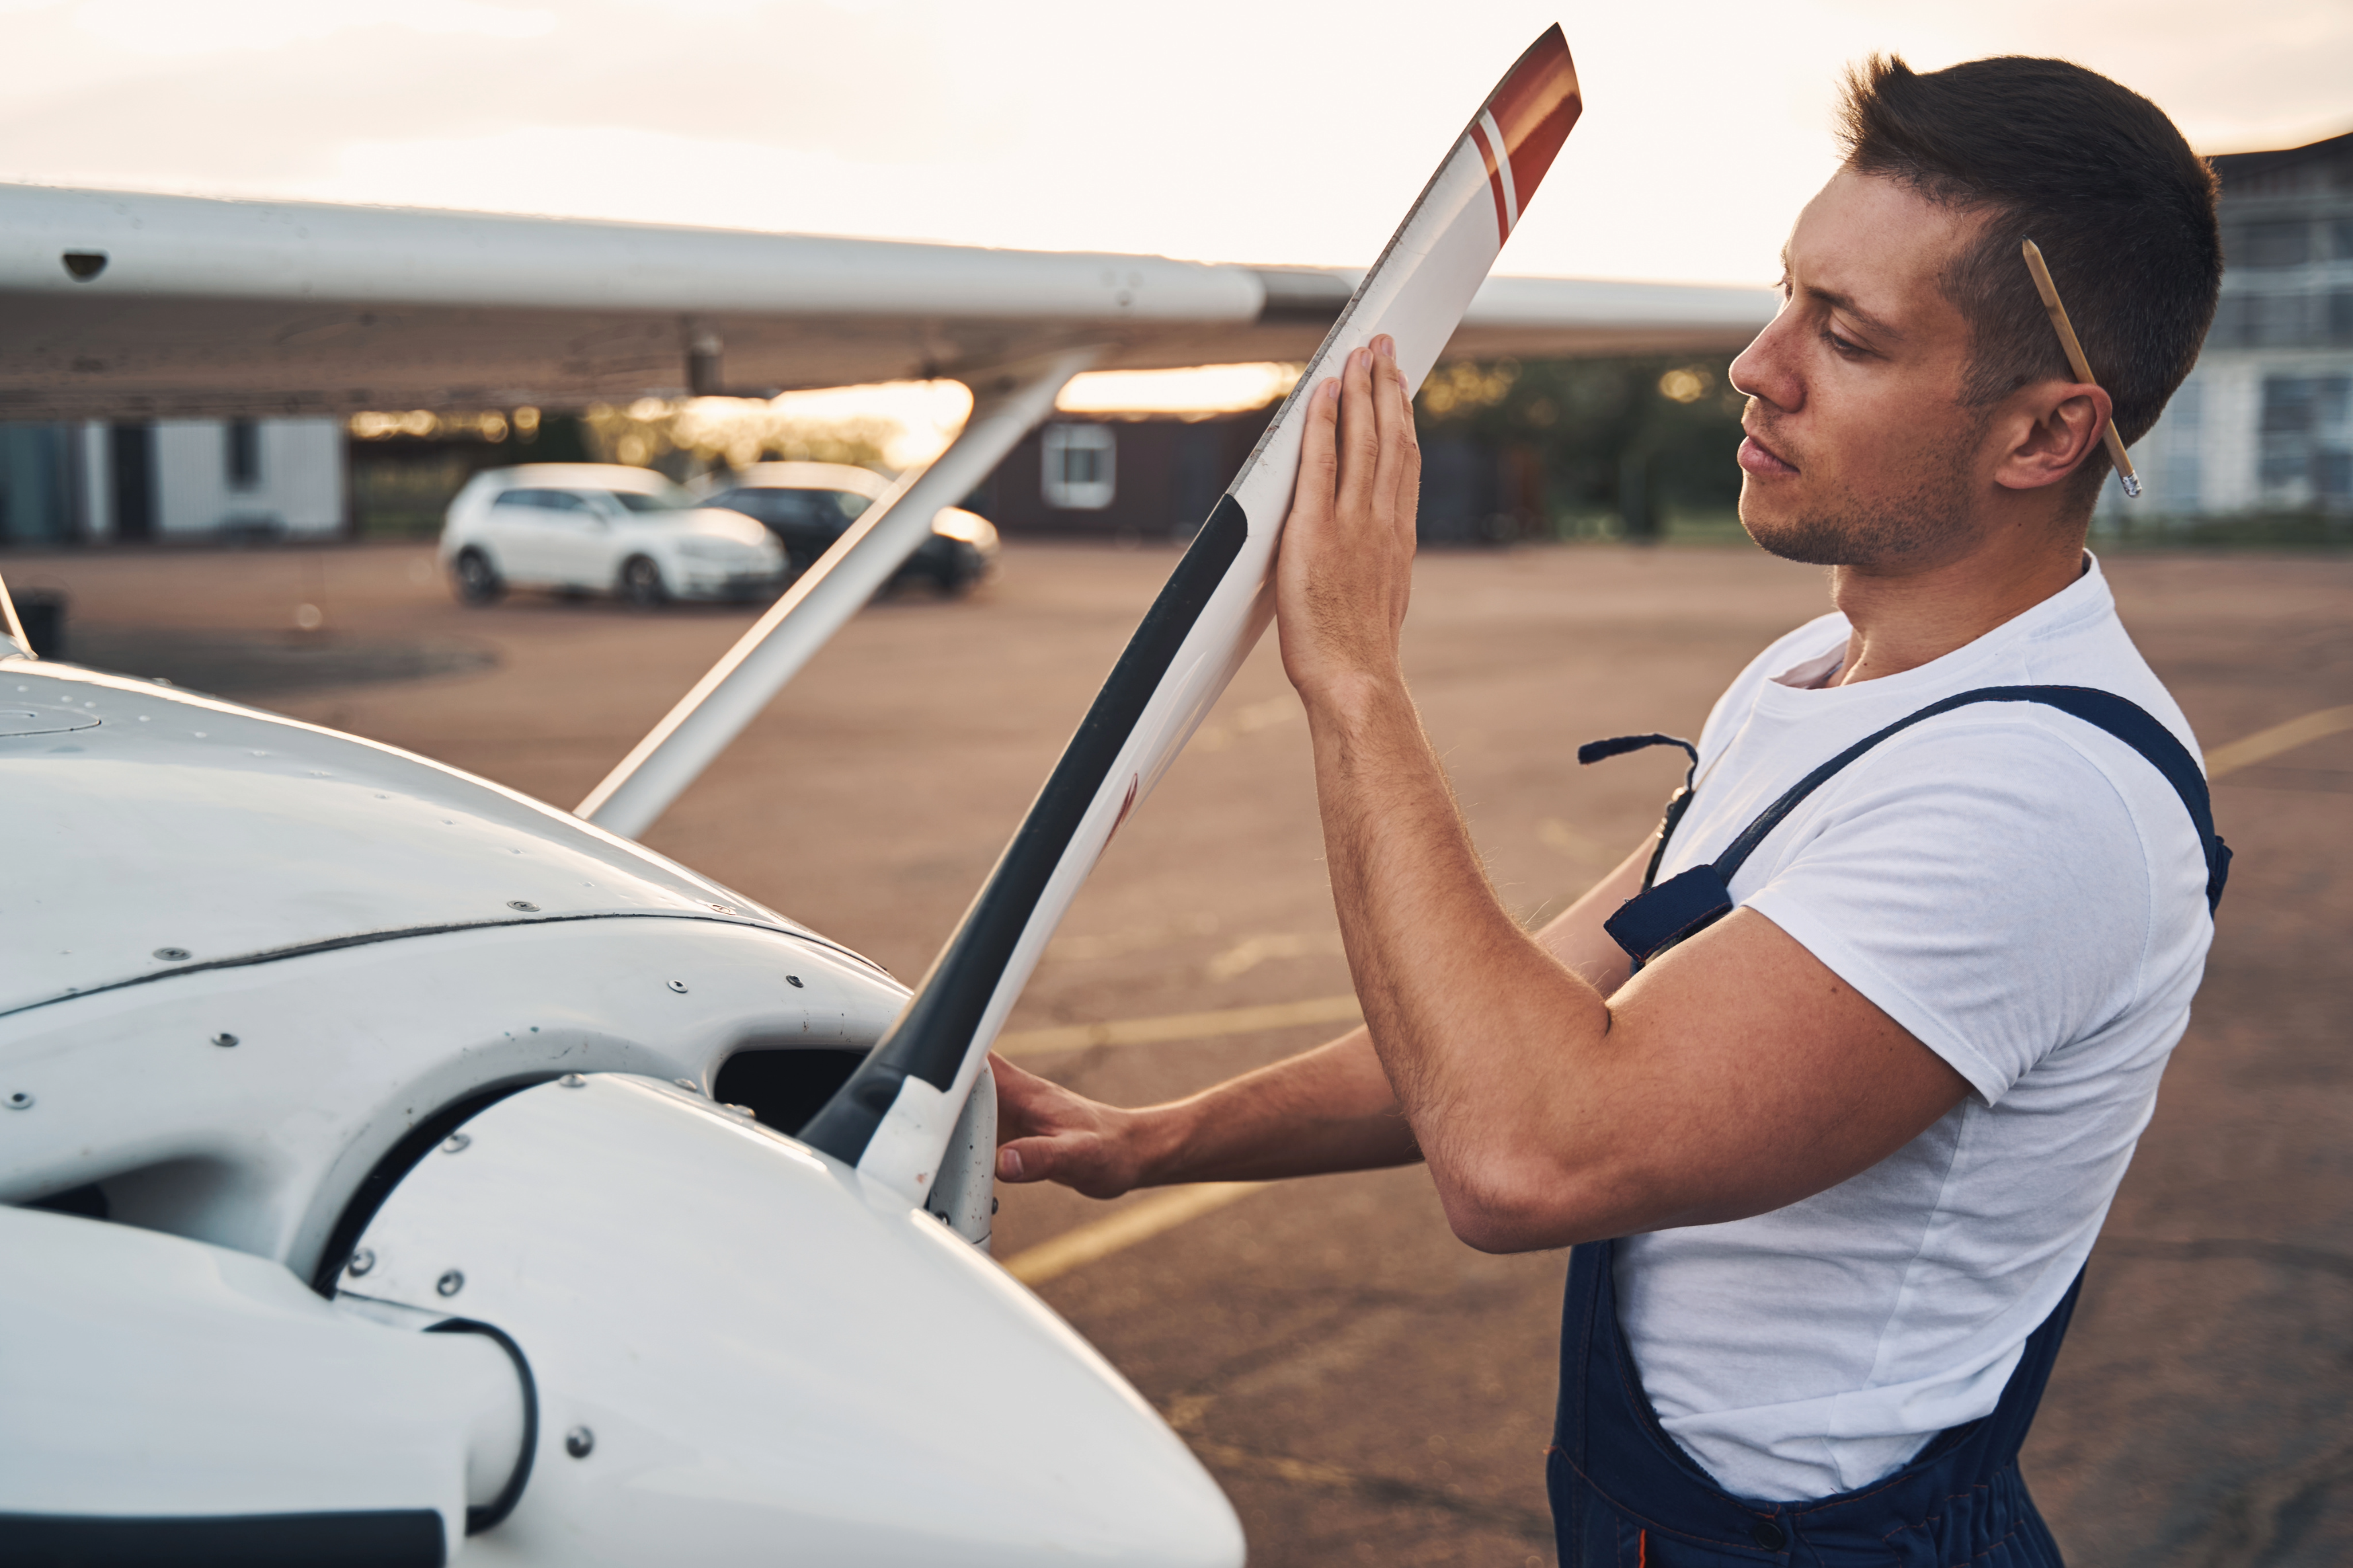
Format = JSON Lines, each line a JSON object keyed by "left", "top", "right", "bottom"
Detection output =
{"left": 1823, "top": 327, "right": 1866, "bottom": 357}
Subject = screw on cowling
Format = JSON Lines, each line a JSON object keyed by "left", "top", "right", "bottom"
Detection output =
{"left": 558, "top": 1073, "right": 586, "bottom": 1087}
{"left": 210, "top": 1033, "right": 238, "bottom": 1048}
{"left": 436, "top": 1270, "right": 464, "bottom": 1297}
{"left": 5, "top": 1091, "right": 32, "bottom": 1111}
{"left": 507, "top": 900, "right": 540, "bottom": 913}
{"left": 564, "top": 1426, "right": 596, "bottom": 1459}
{"left": 441, "top": 1132, "right": 471, "bottom": 1155}
{"left": 666, "top": 979, "right": 688, "bottom": 993}
{"left": 785, "top": 975, "right": 803, "bottom": 989}
{"left": 153, "top": 948, "right": 190, "bottom": 962}
{"left": 346, "top": 1247, "right": 376, "bottom": 1278}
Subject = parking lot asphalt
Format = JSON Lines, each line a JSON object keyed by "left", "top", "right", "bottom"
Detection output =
{"left": 13, "top": 536, "right": 2350, "bottom": 1565}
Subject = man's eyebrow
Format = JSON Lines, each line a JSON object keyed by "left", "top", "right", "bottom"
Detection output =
{"left": 1799, "top": 280, "right": 1905, "bottom": 343}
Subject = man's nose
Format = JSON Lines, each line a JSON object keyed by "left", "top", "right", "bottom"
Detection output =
{"left": 1728, "top": 314, "right": 1802, "bottom": 414}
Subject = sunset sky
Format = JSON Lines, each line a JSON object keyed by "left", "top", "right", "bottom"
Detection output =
{"left": 1, "top": 0, "right": 2342, "bottom": 290}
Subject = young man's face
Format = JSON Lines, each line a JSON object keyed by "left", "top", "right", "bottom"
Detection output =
{"left": 1730, "top": 168, "right": 1999, "bottom": 571}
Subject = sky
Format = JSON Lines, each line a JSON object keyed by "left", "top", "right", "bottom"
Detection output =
{"left": 0, "top": 0, "right": 2343, "bottom": 291}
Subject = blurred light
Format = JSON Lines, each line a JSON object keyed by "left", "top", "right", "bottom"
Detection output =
{"left": 349, "top": 408, "right": 517, "bottom": 441}
{"left": 1419, "top": 361, "right": 1519, "bottom": 417}
{"left": 513, "top": 405, "right": 542, "bottom": 438}
{"left": 1659, "top": 366, "right": 1712, "bottom": 404}
{"left": 1056, "top": 364, "right": 1300, "bottom": 420}
{"left": 931, "top": 507, "right": 996, "bottom": 546}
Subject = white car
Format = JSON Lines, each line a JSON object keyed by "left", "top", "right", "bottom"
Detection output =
{"left": 439, "top": 464, "right": 788, "bottom": 606}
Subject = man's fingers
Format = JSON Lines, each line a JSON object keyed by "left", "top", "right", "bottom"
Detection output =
{"left": 997, "top": 1137, "right": 1050, "bottom": 1182}
{"left": 1371, "top": 336, "right": 1419, "bottom": 536}
{"left": 1335, "top": 346, "right": 1380, "bottom": 524}
{"left": 1389, "top": 349, "right": 1423, "bottom": 552}
{"left": 988, "top": 1050, "right": 1060, "bottom": 1136}
{"left": 1291, "top": 374, "right": 1341, "bottom": 533}
{"left": 998, "top": 1132, "right": 1125, "bottom": 1197}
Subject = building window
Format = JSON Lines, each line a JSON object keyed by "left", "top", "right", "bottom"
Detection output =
{"left": 2157, "top": 376, "right": 2202, "bottom": 512}
{"left": 2259, "top": 375, "right": 2353, "bottom": 505}
{"left": 225, "top": 419, "right": 262, "bottom": 490}
{"left": 1041, "top": 423, "right": 1116, "bottom": 510}
{"left": 2233, "top": 219, "right": 2312, "bottom": 269}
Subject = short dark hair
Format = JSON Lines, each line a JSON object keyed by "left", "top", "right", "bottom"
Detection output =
{"left": 1838, "top": 56, "right": 2221, "bottom": 495}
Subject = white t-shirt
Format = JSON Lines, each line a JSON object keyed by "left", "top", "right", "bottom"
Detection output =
{"left": 1616, "top": 555, "right": 2213, "bottom": 1502}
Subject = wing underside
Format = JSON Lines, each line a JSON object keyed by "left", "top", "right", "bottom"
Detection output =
{"left": 0, "top": 183, "right": 1767, "bottom": 419}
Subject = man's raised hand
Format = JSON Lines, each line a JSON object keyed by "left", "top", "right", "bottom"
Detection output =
{"left": 1275, "top": 335, "right": 1423, "bottom": 706}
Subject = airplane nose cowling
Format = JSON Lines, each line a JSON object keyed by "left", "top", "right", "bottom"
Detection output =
{"left": 336, "top": 1073, "right": 1244, "bottom": 1567}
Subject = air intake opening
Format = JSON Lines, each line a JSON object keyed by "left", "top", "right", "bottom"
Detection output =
{"left": 62, "top": 251, "right": 108, "bottom": 282}
{"left": 713, "top": 1046, "right": 864, "bottom": 1137}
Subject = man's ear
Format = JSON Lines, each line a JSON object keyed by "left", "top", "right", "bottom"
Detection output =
{"left": 1994, "top": 381, "right": 2112, "bottom": 493}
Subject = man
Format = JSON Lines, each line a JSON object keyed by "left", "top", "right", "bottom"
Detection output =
{"left": 992, "top": 54, "right": 2224, "bottom": 1563}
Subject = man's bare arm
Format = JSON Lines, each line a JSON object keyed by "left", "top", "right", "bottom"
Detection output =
{"left": 991, "top": 837, "right": 1652, "bottom": 1195}
{"left": 1277, "top": 339, "right": 1969, "bottom": 1252}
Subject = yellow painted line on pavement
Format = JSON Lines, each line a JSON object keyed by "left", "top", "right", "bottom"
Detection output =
{"left": 1002, "top": 1182, "right": 1269, "bottom": 1286}
{"left": 2204, "top": 704, "right": 2353, "bottom": 780}
{"left": 995, "top": 993, "right": 1362, "bottom": 1057}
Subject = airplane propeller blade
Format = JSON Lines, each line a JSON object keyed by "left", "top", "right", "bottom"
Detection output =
{"left": 802, "top": 28, "right": 1583, "bottom": 1201}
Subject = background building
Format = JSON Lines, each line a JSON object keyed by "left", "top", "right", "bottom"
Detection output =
{"left": 0, "top": 418, "right": 343, "bottom": 545}
{"left": 2103, "top": 128, "right": 2353, "bottom": 528}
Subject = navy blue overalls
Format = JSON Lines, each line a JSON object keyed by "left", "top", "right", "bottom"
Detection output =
{"left": 1550, "top": 686, "right": 2230, "bottom": 1567}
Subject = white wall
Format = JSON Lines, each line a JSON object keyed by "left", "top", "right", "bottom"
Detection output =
{"left": 151, "top": 418, "right": 343, "bottom": 538}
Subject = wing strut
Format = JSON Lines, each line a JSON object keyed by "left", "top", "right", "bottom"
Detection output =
{"left": 0, "top": 567, "right": 34, "bottom": 658}
{"left": 802, "top": 27, "right": 1582, "bottom": 1203}
{"left": 576, "top": 346, "right": 1103, "bottom": 839}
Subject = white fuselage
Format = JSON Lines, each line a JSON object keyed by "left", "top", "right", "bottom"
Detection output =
{"left": 0, "top": 655, "right": 1241, "bottom": 1564}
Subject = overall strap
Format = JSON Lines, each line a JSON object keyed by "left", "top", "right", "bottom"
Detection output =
{"left": 1714, "top": 685, "right": 2228, "bottom": 913}
{"left": 1577, "top": 733, "right": 1698, "bottom": 891}
{"left": 1587, "top": 685, "right": 2230, "bottom": 969}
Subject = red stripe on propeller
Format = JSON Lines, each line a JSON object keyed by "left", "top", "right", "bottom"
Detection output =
{"left": 1483, "top": 25, "right": 1581, "bottom": 225}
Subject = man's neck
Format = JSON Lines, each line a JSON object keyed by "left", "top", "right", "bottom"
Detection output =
{"left": 1827, "top": 526, "right": 2088, "bottom": 687}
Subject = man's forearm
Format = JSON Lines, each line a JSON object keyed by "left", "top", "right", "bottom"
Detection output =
{"left": 1133, "top": 1028, "right": 1421, "bottom": 1186}
{"left": 1300, "top": 672, "right": 1620, "bottom": 1239}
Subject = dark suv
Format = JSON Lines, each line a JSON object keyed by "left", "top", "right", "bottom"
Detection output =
{"left": 700, "top": 462, "right": 999, "bottom": 595}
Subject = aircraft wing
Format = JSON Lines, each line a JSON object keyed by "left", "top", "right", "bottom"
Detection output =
{"left": 0, "top": 183, "right": 1771, "bottom": 419}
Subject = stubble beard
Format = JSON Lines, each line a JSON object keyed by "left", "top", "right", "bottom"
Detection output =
{"left": 1739, "top": 413, "right": 1990, "bottom": 571}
